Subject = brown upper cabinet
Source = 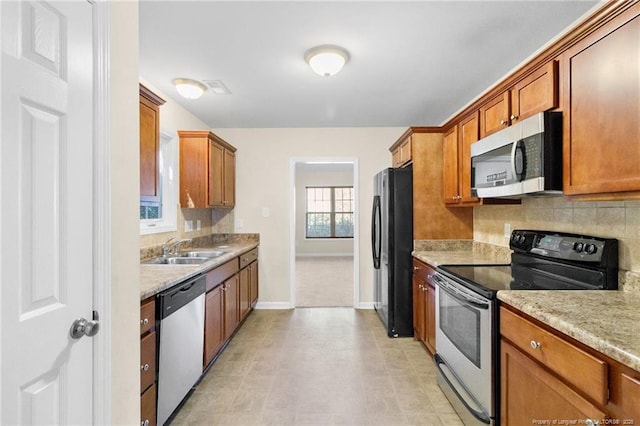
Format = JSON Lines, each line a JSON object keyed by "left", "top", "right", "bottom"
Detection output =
{"left": 390, "top": 133, "right": 413, "bottom": 167}
{"left": 390, "top": 127, "right": 473, "bottom": 240}
{"left": 139, "top": 84, "right": 165, "bottom": 204}
{"left": 443, "top": 112, "right": 481, "bottom": 206}
{"left": 442, "top": 126, "right": 459, "bottom": 204}
{"left": 561, "top": 4, "right": 640, "bottom": 197}
{"left": 480, "top": 61, "right": 558, "bottom": 138}
{"left": 178, "top": 130, "right": 236, "bottom": 208}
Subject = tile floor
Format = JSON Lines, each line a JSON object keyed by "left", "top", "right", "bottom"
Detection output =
{"left": 170, "top": 308, "right": 463, "bottom": 425}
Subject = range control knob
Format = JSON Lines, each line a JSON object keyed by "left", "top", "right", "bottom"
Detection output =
{"left": 585, "top": 244, "right": 597, "bottom": 255}
{"left": 574, "top": 242, "right": 584, "bottom": 253}
{"left": 512, "top": 233, "right": 526, "bottom": 244}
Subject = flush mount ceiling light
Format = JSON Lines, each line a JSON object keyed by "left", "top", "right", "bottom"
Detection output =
{"left": 304, "top": 45, "right": 350, "bottom": 77}
{"left": 173, "top": 78, "right": 207, "bottom": 99}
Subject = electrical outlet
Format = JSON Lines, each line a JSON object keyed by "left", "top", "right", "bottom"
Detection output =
{"left": 184, "top": 220, "right": 193, "bottom": 232}
{"left": 504, "top": 223, "right": 511, "bottom": 238}
{"left": 235, "top": 219, "right": 244, "bottom": 230}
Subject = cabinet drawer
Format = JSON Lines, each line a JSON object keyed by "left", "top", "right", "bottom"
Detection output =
{"left": 239, "top": 248, "right": 258, "bottom": 269}
{"left": 206, "top": 259, "right": 239, "bottom": 292}
{"left": 500, "top": 307, "right": 608, "bottom": 405}
{"left": 140, "top": 331, "right": 156, "bottom": 393}
{"left": 412, "top": 258, "right": 435, "bottom": 286}
{"left": 141, "top": 382, "right": 157, "bottom": 426}
{"left": 140, "top": 298, "right": 155, "bottom": 336}
{"left": 620, "top": 373, "right": 640, "bottom": 420}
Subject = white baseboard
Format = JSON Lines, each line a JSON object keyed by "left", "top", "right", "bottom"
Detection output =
{"left": 255, "top": 301, "right": 373, "bottom": 310}
{"left": 254, "top": 301, "right": 292, "bottom": 310}
{"left": 295, "top": 253, "right": 354, "bottom": 258}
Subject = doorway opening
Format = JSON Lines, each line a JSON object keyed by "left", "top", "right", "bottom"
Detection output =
{"left": 289, "top": 158, "right": 359, "bottom": 308}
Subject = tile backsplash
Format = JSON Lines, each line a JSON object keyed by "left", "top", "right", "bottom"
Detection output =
{"left": 140, "top": 208, "right": 234, "bottom": 248}
{"left": 474, "top": 197, "right": 640, "bottom": 274}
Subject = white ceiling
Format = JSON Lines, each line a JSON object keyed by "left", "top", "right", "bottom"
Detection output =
{"left": 139, "top": 1, "right": 599, "bottom": 129}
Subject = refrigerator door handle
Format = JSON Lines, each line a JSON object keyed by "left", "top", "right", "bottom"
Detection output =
{"left": 372, "top": 195, "right": 381, "bottom": 269}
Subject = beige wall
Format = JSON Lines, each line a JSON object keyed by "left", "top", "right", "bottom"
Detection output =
{"left": 295, "top": 168, "right": 354, "bottom": 256}
{"left": 110, "top": 2, "right": 140, "bottom": 423}
{"left": 137, "top": 80, "right": 234, "bottom": 250}
{"left": 474, "top": 198, "right": 640, "bottom": 272}
{"left": 214, "top": 127, "right": 405, "bottom": 306}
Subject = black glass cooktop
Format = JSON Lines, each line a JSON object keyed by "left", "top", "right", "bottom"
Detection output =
{"left": 438, "top": 262, "right": 604, "bottom": 299}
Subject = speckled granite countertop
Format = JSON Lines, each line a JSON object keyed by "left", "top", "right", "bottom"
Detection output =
{"left": 140, "top": 241, "right": 258, "bottom": 300}
{"left": 412, "top": 240, "right": 512, "bottom": 267}
{"left": 498, "top": 291, "right": 640, "bottom": 372}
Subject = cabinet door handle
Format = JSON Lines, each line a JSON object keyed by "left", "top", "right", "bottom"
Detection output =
{"left": 140, "top": 318, "right": 149, "bottom": 326}
{"left": 140, "top": 363, "right": 149, "bottom": 371}
{"left": 530, "top": 340, "right": 541, "bottom": 350}
{"left": 500, "top": 119, "right": 508, "bottom": 126}
{"left": 510, "top": 114, "right": 519, "bottom": 121}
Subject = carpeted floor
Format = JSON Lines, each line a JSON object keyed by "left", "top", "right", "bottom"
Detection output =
{"left": 295, "top": 256, "right": 354, "bottom": 307}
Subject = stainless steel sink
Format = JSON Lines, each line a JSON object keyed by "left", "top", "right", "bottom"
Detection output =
{"left": 177, "top": 250, "right": 227, "bottom": 258}
{"left": 143, "top": 256, "right": 211, "bottom": 265}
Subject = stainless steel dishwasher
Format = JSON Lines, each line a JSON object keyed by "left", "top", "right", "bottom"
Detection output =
{"left": 157, "top": 275, "right": 205, "bottom": 425}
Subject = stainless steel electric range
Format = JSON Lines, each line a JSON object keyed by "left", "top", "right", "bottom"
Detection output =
{"left": 433, "top": 230, "right": 618, "bottom": 426}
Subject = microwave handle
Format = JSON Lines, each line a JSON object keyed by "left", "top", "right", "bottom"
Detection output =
{"left": 513, "top": 140, "right": 525, "bottom": 181}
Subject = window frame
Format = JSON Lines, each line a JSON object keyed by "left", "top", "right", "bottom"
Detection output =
{"left": 140, "top": 129, "right": 178, "bottom": 235}
{"left": 305, "top": 186, "right": 354, "bottom": 239}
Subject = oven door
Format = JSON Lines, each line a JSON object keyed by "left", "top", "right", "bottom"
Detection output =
{"left": 434, "top": 273, "right": 493, "bottom": 425}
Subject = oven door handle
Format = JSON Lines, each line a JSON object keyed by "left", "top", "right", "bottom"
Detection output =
{"left": 435, "top": 354, "right": 491, "bottom": 424}
{"left": 433, "top": 274, "right": 490, "bottom": 310}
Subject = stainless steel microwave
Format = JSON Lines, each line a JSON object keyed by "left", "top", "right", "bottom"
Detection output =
{"left": 471, "top": 111, "right": 563, "bottom": 198}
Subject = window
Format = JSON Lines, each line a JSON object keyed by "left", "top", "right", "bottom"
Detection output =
{"left": 305, "top": 186, "right": 354, "bottom": 238}
{"left": 140, "top": 130, "right": 177, "bottom": 235}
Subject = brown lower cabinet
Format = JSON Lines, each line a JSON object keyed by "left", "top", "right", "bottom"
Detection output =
{"left": 222, "top": 274, "right": 239, "bottom": 341}
{"left": 140, "top": 297, "right": 157, "bottom": 426}
{"left": 203, "top": 249, "right": 259, "bottom": 369}
{"left": 249, "top": 260, "right": 258, "bottom": 308}
{"left": 204, "top": 285, "right": 224, "bottom": 367}
{"left": 500, "top": 305, "right": 640, "bottom": 424}
{"left": 239, "top": 248, "right": 259, "bottom": 320}
{"left": 412, "top": 258, "right": 436, "bottom": 355}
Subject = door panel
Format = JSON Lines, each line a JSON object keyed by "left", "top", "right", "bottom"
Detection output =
{"left": 1, "top": 1, "right": 94, "bottom": 424}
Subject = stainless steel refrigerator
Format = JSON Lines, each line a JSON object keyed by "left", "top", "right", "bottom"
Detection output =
{"left": 371, "top": 167, "right": 413, "bottom": 337}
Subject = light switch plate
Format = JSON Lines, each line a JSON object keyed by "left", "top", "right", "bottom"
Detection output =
{"left": 235, "top": 219, "right": 244, "bottom": 229}
{"left": 262, "top": 207, "right": 270, "bottom": 218}
{"left": 196, "top": 220, "right": 201, "bottom": 231}
{"left": 185, "top": 220, "right": 193, "bottom": 232}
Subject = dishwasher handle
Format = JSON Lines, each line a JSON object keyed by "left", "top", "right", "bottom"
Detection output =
{"left": 159, "top": 275, "right": 206, "bottom": 319}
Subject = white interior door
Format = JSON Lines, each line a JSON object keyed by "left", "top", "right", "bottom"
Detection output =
{"left": 1, "top": 0, "right": 95, "bottom": 424}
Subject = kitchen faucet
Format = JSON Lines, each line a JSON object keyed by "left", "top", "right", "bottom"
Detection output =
{"left": 161, "top": 237, "right": 193, "bottom": 257}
